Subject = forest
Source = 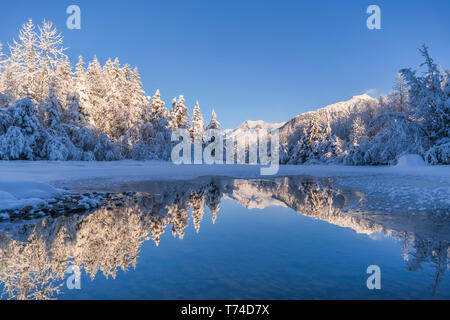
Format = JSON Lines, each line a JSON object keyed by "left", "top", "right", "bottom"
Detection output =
{"left": 0, "top": 20, "right": 448, "bottom": 164}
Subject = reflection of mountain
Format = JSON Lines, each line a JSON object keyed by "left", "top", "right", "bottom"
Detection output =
{"left": 0, "top": 176, "right": 448, "bottom": 299}
{"left": 223, "top": 178, "right": 379, "bottom": 234}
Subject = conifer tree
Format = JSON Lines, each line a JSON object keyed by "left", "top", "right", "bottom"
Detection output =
{"left": 206, "top": 109, "right": 220, "bottom": 130}
{"left": 169, "top": 95, "right": 190, "bottom": 130}
{"left": 192, "top": 101, "right": 205, "bottom": 140}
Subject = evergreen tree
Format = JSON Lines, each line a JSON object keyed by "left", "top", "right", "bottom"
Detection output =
{"left": 206, "top": 109, "right": 220, "bottom": 130}
{"left": 169, "top": 95, "right": 190, "bottom": 130}
{"left": 192, "top": 101, "right": 205, "bottom": 141}
{"left": 74, "top": 55, "right": 89, "bottom": 122}
{"left": 150, "top": 89, "right": 168, "bottom": 122}
{"left": 308, "top": 114, "right": 322, "bottom": 147}
{"left": 350, "top": 116, "right": 366, "bottom": 147}
{"left": 287, "top": 128, "right": 310, "bottom": 164}
{"left": 85, "top": 56, "right": 107, "bottom": 129}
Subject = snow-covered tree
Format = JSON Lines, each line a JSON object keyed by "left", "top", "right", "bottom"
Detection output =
{"left": 401, "top": 45, "right": 449, "bottom": 147}
{"left": 150, "top": 89, "right": 168, "bottom": 121}
{"left": 285, "top": 128, "right": 310, "bottom": 164}
{"left": 349, "top": 116, "right": 367, "bottom": 147}
{"left": 308, "top": 114, "right": 322, "bottom": 147}
{"left": 0, "top": 98, "right": 43, "bottom": 160}
{"left": 191, "top": 101, "right": 204, "bottom": 141}
{"left": 36, "top": 20, "right": 66, "bottom": 103}
{"left": 74, "top": 55, "right": 89, "bottom": 121}
{"left": 0, "top": 20, "right": 211, "bottom": 162}
{"left": 7, "top": 19, "right": 39, "bottom": 102}
{"left": 206, "top": 109, "right": 220, "bottom": 130}
{"left": 319, "top": 126, "right": 343, "bottom": 163}
{"left": 392, "top": 73, "right": 409, "bottom": 113}
{"left": 169, "top": 95, "right": 190, "bottom": 130}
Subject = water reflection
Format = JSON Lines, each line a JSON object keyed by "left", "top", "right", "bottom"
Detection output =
{"left": 0, "top": 176, "right": 449, "bottom": 299}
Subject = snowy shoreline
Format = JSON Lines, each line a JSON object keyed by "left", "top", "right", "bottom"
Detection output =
{"left": 0, "top": 160, "right": 449, "bottom": 212}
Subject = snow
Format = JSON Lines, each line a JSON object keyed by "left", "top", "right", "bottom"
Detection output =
{"left": 395, "top": 154, "right": 426, "bottom": 167}
{"left": 225, "top": 120, "right": 285, "bottom": 142}
{"left": 0, "top": 180, "right": 62, "bottom": 210}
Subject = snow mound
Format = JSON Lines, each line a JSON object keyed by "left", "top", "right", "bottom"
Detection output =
{"left": 395, "top": 154, "right": 426, "bottom": 167}
{"left": 0, "top": 181, "right": 62, "bottom": 211}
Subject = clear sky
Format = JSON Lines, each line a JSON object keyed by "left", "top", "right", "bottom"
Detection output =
{"left": 1, "top": 0, "right": 449, "bottom": 129}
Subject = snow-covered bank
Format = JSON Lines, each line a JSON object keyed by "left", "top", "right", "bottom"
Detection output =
{"left": 0, "top": 180, "right": 62, "bottom": 211}
{"left": 0, "top": 160, "right": 448, "bottom": 211}
{"left": 1, "top": 160, "right": 448, "bottom": 182}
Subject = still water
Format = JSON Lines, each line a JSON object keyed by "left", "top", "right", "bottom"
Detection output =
{"left": 0, "top": 176, "right": 449, "bottom": 299}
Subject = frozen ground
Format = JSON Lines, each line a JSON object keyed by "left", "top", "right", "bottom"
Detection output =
{"left": 0, "top": 159, "right": 448, "bottom": 212}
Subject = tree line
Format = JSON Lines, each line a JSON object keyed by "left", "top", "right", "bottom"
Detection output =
{"left": 0, "top": 20, "right": 218, "bottom": 161}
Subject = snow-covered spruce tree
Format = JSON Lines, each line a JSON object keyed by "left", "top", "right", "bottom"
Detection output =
{"left": 308, "top": 114, "right": 321, "bottom": 147}
{"left": 305, "top": 115, "right": 325, "bottom": 163}
{"left": 103, "top": 58, "right": 127, "bottom": 142}
{"left": 150, "top": 89, "right": 169, "bottom": 122}
{"left": 128, "top": 90, "right": 171, "bottom": 160}
{"left": 37, "top": 80, "right": 77, "bottom": 161}
{"left": 169, "top": 95, "right": 190, "bottom": 130}
{"left": 74, "top": 55, "right": 89, "bottom": 122}
{"left": 318, "top": 121, "right": 343, "bottom": 163}
{"left": 129, "top": 67, "right": 149, "bottom": 121}
{"left": 206, "top": 109, "right": 220, "bottom": 130}
{"left": 401, "top": 46, "right": 450, "bottom": 164}
{"left": 203, "top": 109, "right": 221, "bottom": 159}
{"left": 54, "top": 57, "right": 77, "bottom": 123}
{"left": 147, "top": 90, "right": 172, "bottom": 160}
{"left": 349, "top": 116, "right": 367, "bottom": 147}
{"left": 191, "top": 101, "right": 205, "bottom": 141}
{"left": 85, "top": 56, "right": 107, "bottom": 129}
{"left": 282, "top": 113, "right": 344, "bottom": 165}
{"left": 286, "top": 128, "right": 310, "bottom": 164}
{"left": 282, "top": 117, "right": 319, "bottom": 164}
{"left": 38, "top": 78, "right": 61, "bottom": 129}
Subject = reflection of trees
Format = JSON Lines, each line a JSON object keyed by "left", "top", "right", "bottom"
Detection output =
{"left": 0, "top": 230, "right": 64, "bottom": 300}
{"left": 401, "top": 234, "right": 450, "bottom": 296}
{"left": 0, "top": 180, "right": 224, "bottom": 300}
{"left": 0, "top": 176, "right": 448, "bottom": 299}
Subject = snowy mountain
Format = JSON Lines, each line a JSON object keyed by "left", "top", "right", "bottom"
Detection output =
{"left": 279, "top": 94, "right": 378, "bottom": 146}
{"left": 225, "top": 120, "right": 285, "bottom": 141}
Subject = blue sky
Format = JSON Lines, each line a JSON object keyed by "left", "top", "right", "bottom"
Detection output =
{"left": 0, "top": 0, "right": 449, "bottom": 129}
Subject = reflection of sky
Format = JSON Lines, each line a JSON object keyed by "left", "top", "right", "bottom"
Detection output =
{"left": 60, "top": 199, "right": 450, "bottom": 300}
{"left": 1, "top": 1, "right": 450, "bottom": 129}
